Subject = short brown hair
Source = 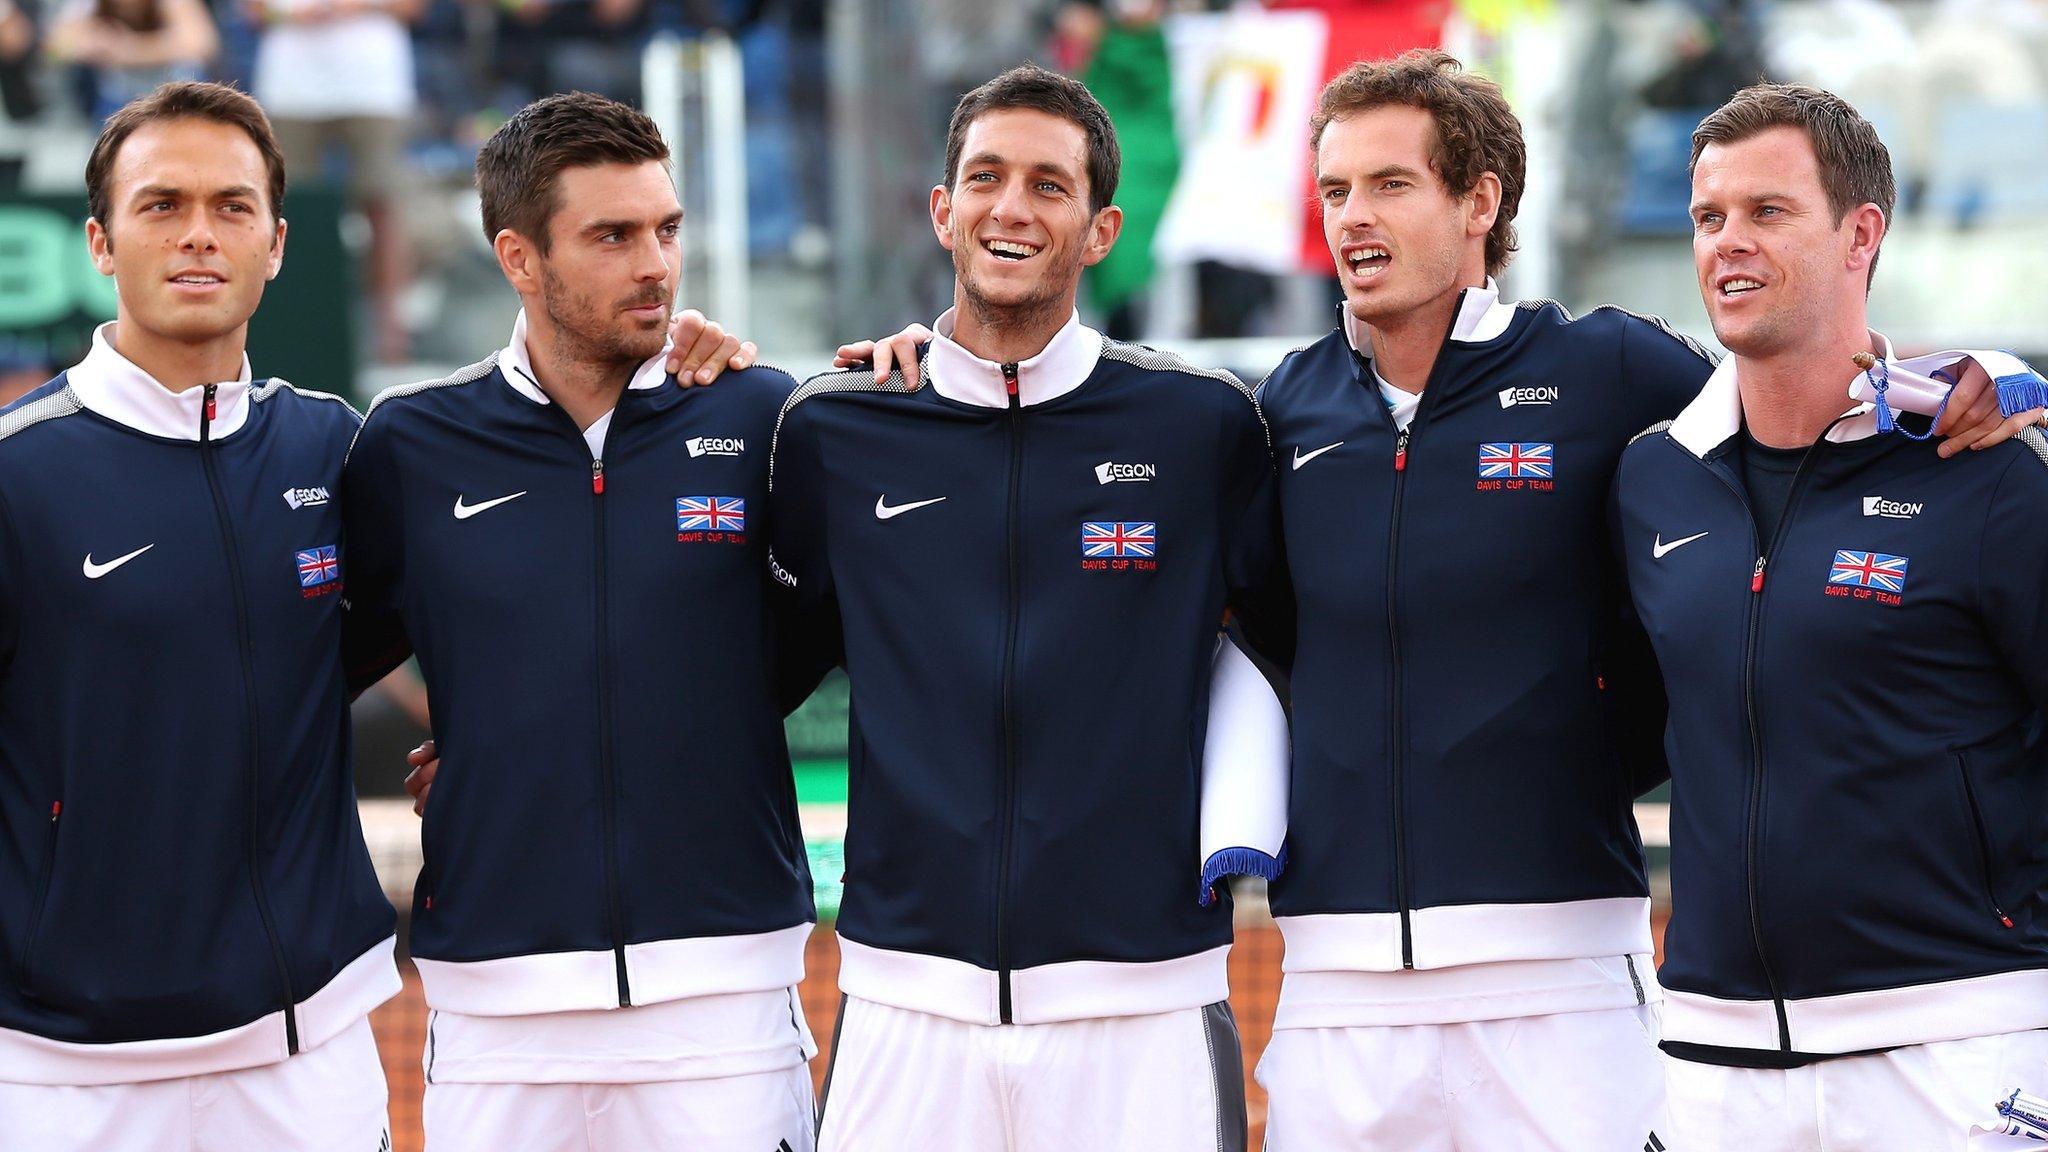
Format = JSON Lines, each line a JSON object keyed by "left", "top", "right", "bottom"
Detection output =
{"left": 943, "top": 65, "right": 1120, "bottom": 215}
{"left": 476, "top": 92, "right": 671, "bottom": 254}
{"left": 86, "top": 81, "right": 286, "bottom": 238}
{"left": 1690, "top": 83, "right": 1895, "bottom": 278}
{"left": 1310, "top": 50, "right": 1526, "bottom": 277}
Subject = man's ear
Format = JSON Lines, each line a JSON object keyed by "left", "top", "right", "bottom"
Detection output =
{"left": 265, "top": 217, "right": 287, "bottom": 281}
{"left": 1844, "top": 202, "right": 1885, "bottom": 278}
{"left": 1079, "top": 204, "right": 1123, "bottom": 268}
{"left": 930, "top": 185, "right": 957, "bottom": 252}
{"left": 495, "top": 228, "right": 541, "bottom": 295}
{"left": 1465, "top": 171, "right": 1502, "bottom": 241}
{"left": 87, "top": 217, "right": 114, "bottom": 276}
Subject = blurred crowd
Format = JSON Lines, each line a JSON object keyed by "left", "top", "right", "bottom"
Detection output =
{"left": 0, "top": 0, "right": 2039, "bottom": 393}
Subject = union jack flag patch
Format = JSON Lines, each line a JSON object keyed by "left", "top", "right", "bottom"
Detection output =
{"left": 296, "top": 544, "right": 339, "bottom": 596}
{"left": 676, "top": 496, "right": 745, "bottom": 533}
{"left": 1478, "top": 442, "right": 1554, "bottom": 478}
{"left": 1081, "top": 521, "right": 1156, "bottom": 558}
{"left": 1828, "top": 549, "right": 1909, "bottom": 594}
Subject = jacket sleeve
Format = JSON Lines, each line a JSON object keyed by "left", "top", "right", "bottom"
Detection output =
{"left": 1197, "top": 632, "right": 1290, "bottom": 905}
{"left": 767, "top": 401, "right": 843, "bottom": 713}
{"left": 0, "top": 485, "right": 17, "bottom": 675}
{"left": 1981, "top": 436, "right": 2048, "bottom": 713}
{"left": 339, "top": 412, "right": 415, "bottom": 697}
{"left": 1604, "top": 453, "right": 1672, "bottom": 796}
{"left": 1221, "top": 396, "right": 1296, "bottom": 673}
{"left": 1195, "top": 395, "right": 1296, "bottom": 903}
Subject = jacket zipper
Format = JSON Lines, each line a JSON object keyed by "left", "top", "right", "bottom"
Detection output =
{"left": 590, "top": 453, "right": 631, "bottom": 1005}
{"left": 14, "top": 800, "right": 60, "bottom": 987}
{"left": 1386, "top": 422, "right": 1415, "bottom": 966}
{"left": 1953, "top": 753, "right": 2014, "bottom": 928}
{"left": 995, "top": 361, "right": 1023, "bottom": 1022}
{"left": 199, "top": 383, "right": 300, "bottom": 1053}
{"left": 1706, "top": 428, "right": 1836, "bottom": 1051}
{"left": 1375, "top": 321, "right": 1452, "bottom": 970}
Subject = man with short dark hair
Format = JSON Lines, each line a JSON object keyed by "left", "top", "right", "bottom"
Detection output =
{"left": 342, "top": 91, "right": 818, "bottom": 1151}
{"left": 1218, "top": 50, "right": 2042, "bottom": 1151}
{"left": 771, "top": 63, "right": 1287, "bottom": 1151}
{"left": 1616, "top": 82, "right": 2048, "bottom": 1150}
{"left": 0, "top": 80, "right": 400, "bottom": 1151}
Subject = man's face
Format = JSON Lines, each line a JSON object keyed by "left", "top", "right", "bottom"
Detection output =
{"left": 1690, "top": 126, "right": 1864, "bottom": 359}
{"left": 1316, "top": 106, "right": 1483, "bottom": 327}
{"left": 933, "top": 108, "right": 1115, "bottom": 320}
{"left": 532, "top": 161, "right": 681, "bottom": 366}
{"left": 89, "top": 117, "right": 284, "bottom": 347}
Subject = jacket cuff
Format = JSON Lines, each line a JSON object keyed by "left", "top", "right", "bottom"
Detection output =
{"left": 1199, "top": 845, "right": 1286, "bottom": 907}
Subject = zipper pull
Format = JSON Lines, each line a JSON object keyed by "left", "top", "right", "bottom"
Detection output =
{"left": 1999, "top": 908, "right": 2015, "bottom": 929}
{"left": 591, "top": 458, "right": 605, "bottom": 495}
{"left": 201, "top": 383, "right": 217, "bottom": 440}
{"left": 50, "top": 800, "right": 60, "bottom": 821}
{"left": 1751, "top": 556, "right": 1767, "bottom": 593}
{"left": 1003, "top": 362, "right": 1021, "bottom": 406}
{"left": 1394, "top": 427, "right": 1411, "bottom": 472}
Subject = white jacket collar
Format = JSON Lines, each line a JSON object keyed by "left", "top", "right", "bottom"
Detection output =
{"left": 64, "top": 321, "right": 254, "bottom": 441}
{"left": 1668, "top": 331, "right": 1893, "bottom": 458}
{"left": 925, "top": 308, "right": 1104, "bottom": 408}
{"left": 498, "top": 309, "right": 671, "bottom": 407}
{"left": 1340, "top": 277, "right": 1515, "bottom": 359}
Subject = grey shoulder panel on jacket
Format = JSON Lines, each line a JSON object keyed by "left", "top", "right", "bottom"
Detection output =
{"left": 1628, "top": 419, "right": 1675, "bottom": 447}
{"left": 0, "top": 387, "right": 84, "bottom": 443}
{"left": 2015, "top": 425, "right": 2048, "bottom": 468}
{"left": 252, "top": 377, "right": 362, "bottom": 411}
{"left": 769, "top": 366, "right": 920, "bottom": 492}
{"left": 1596, "top": 305, "right": 1721, "bottom": 367}
{"left": 1098, "top": 341, "right": 1270, "bottom": 452}
{"left": 361, "top": 355, "right": 501, "bottom": 422}
{"left": 1099, "top": 340, "right": 1251, "bottom": 399}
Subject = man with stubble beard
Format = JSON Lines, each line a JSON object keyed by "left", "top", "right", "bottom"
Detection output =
{"left": 341, "top": 92, "right": 820, "bottom": 1151}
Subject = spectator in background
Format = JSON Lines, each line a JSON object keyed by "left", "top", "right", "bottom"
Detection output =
{"left": 0, "top": 0, "right": 40, "bottom": 122}
{"left": 247, "top": 0, "right": 419, "bottom": 364}
{"left": 500, "top": 0, "right": 647, "bottom": 109}
{"left": 1065, "top": 0, "right": 1178, "bottom": 340}
{"left": 45, "top": 0, "right": 216, "bottom": 121}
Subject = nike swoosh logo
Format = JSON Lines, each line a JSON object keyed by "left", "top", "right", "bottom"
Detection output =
{"left": 453, "top": 491, "right": 527, "bottom": 520}
{"left": 875, "top": 495, "right": 947, "bottom": 520}
{"left": 83, "top": 544, "right": 154, "bottom": 579}
{"left": 1292, "top": 442, "right": 1344, "bottom": 470}
{"left": 1653, "top": 531, "right": 1709, "bottom": 559}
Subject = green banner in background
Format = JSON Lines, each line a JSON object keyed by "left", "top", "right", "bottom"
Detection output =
{"left": 0, "top": 190, "right": 355, "bottom": 394}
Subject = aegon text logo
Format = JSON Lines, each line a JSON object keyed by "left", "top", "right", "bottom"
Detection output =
{"left": 1095, "top": 461, "right": 1156, "bottom": 484}
{"left": 1499, "top": 385, "right": 1559, "bottom": 408}
{"left": 1863, "top": 495, "right": 1922, "bottom": 519}
{"left": 687, "top": 436, "right": 745, "bottom": 458}
{"left": 283, "top": 486, "right": 331, "bottom": 510}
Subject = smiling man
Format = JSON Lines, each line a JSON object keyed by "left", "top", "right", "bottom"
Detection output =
{"left": 768, "top": 65, "right": 1288, "bottom": 1150}
{"left": 1614, "top": 83, "right": 2048, "bottom": 1150}
{"left": 341, "top": 93, "right": 817, "bottom": 1151}
{"left": 0, "top": 82, "right": 400, "bottom": 1152}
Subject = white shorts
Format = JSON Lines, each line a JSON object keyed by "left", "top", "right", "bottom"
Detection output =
{"left": 1256, "top": 1004, "right": 1666, "bottom": 1151}
{"left": 0, "top": 1015, "right": 389, "bottom": 1152}
{"left": 815, "top": 995, "right": 1246, "bottom": 1152}
{"left": 1665, "top": 1028, "right": 2048, "bottom": 1151}
{"left": 422, "top": 1063, "right": 817, "bottom": 1152}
